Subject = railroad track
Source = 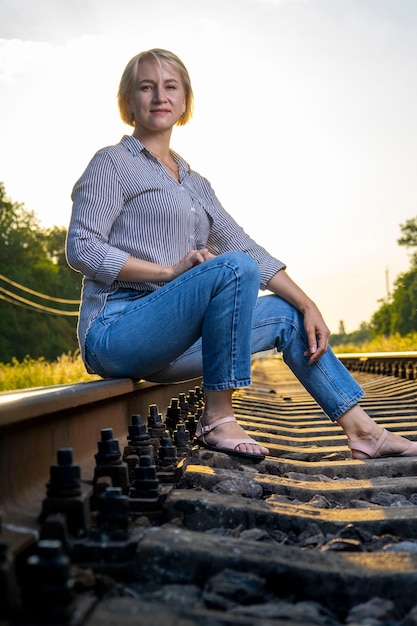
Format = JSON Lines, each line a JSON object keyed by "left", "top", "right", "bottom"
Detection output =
{"left": 1, "top": 353, "right": 417, "bottom": 625}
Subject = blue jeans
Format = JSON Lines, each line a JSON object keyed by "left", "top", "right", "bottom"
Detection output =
{"left": 85, "top": 251, "right": 363, "bottom": 421}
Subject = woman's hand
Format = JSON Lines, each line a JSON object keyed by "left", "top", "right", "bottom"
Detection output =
{"left": 302, "top": 303, "right": 330, "bottom": 364}
{"left": 266, "top": 269, "right": 330, "bottom": 365}
{"left": 171, "top": 248, "right": 215, "bottom": 279}
{"left": 117, "top": 248, "right": 214, "bottom": 283}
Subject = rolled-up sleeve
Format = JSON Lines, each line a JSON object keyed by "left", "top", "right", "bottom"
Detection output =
{"left": 66, "top": 151, "right": 130, "bottom": 286}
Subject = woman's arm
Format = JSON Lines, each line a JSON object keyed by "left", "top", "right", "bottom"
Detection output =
{"left": 117, "top": 248, "right": 215, "bottom": 283}
{"left": 266, "top": 270, "right": 330, "bottom": 364}
{"left": 66, "top": 151, "right": 130, "bottom": 284}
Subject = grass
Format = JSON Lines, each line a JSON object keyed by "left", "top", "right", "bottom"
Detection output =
{"left": 1, "top": 333, "right": 417, "bottom": 391}
{"left": 332, "top": 332, "right": 417, "bottom": 354}
{"left": 0, "top": 352, "right": 99, "bottom": 392}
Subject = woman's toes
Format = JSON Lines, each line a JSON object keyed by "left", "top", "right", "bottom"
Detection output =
{"left": 237, "top": 442, "right": 269, "bottom": 455}
{"left": 378, "top": 431, "right": 417, "bottom": 457}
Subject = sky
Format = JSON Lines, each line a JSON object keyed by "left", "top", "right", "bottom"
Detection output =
{"left": 0, "top": 0, "right": 416, "bottom": 333}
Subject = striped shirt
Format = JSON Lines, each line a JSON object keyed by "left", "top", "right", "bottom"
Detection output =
{"left": 66, "top": 135, "right": 286, "bottom": 366}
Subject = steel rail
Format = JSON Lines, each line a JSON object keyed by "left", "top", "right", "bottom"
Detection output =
{"left": 0, "top": 376, "right": 201, "bottom": 519}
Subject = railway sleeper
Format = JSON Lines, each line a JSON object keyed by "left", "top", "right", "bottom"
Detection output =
{"left": 2, "top": 356, "right": 417, "bottom": 624}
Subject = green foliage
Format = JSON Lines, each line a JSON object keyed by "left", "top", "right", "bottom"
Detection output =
{"left": 369, "top": 301, "right": 392, "bottom": 337}
{"left": 398, "top": 217, "right": 417, "bottom": 249}
{"left": 0, "top": 182, "right": 82, "bottom": 363}
{"left": 330, "top": 322, "right": 372, "bottom": 347}
{"left": 368, "top": 213, "right": 417, "bottom": 337}
{"left": 388, "top": 270, "right": 417, "bottom": 335}
{"left": 369, "top": 271, "right": 417, "bottom": 337}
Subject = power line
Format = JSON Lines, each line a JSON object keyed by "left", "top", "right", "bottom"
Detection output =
{"left": 0, "top": 293, "right": 65, "bottom": 315}
{"left": 0, "top": 293, "right": 33, "bottom": 310}
{"left": 0, "top": 286, "right": 79, "bottom": 316}
{"left": 0, "top": 272, "right": 80, "bottom": 304}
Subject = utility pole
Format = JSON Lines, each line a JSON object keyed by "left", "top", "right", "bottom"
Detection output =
{"left": 385, "top": 267, "right": 391, "bottom": 302}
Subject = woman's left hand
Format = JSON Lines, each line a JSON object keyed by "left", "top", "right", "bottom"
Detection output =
{"left": 266, "top": 269, "right": 330, "bottom": 365}
{"left": 302, "top": 303, "right": 330, "bottom": 364}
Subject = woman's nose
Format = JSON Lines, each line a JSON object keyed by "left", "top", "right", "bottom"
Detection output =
{"left": 153, "top": 87, "right": 167, "bottom": 102}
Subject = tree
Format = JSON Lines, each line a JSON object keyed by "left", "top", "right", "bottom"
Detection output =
{"left": 369, "top": 215, "right": 417, "bottom": 337}
{"left": 0, "top": 183, "right": 82, "bottom": 362}
{"left": 398, "top": 217, "right": 417, "bottom": 267}
{"left": 338, "top": 320, "right": 346, "bottom": 335}
{"left": 331, "top": 321, "right": 372, "bottom": 347}
{"left": 398, "top": 217, "right": 417, "bottom": 249}
{"left": 370, "top": 301, "right": 392, "bottom": 337}
{"left": 389, "top": 270, "right": 417, "bottom": 335}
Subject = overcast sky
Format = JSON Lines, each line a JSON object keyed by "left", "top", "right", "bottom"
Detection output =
{"left": 1, "top": 0, "right": 416, "bottom": 333}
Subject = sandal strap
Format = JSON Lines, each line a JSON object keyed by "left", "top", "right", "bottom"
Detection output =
{"left": 348, "top": 429, "right": 388, "bottom": 456}
{"left": 198, "top": 415, "right": 237, "bottom": 435}
{"left": 220, "top": 437, "right": 258, "bottom": 448}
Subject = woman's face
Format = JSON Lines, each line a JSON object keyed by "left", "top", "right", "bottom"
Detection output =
{"left": 128, "top": 58, "right": 186, "bottom": 135}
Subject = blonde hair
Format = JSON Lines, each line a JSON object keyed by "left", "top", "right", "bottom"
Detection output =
{"left": 117, "top": 48, "right": 194, "bottom": 127}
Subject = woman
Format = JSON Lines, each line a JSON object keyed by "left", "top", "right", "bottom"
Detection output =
{"left": 66, "top": 48, "right": 417, "bottom": 461}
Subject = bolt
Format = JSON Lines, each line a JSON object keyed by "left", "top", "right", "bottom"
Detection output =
{"left": 93, "top": 429, "right": 130, "bottom": 500}
{"left": 40, "top": 449, "right": 91, "bottom": 538}
{"left": 130, "top": 455, "right": 159, "bottom": 500}
{"left": 0, "top": 541, "right": 18, "bottom": 619}
{"left": 21, "top": 539, "right": 73, "bottom": 623}
{"left": 46, "top": 448, "right": 81, "bottom": 498}
{"left": 148, "top": 404, "right": 164, "bottom": 429}
{"left": 186, "top": 408, "right": 201, "bottom": 440}
{"left": 95, "top": 428, "right": 121, "bottom": 464}
{"left": 158, "top": 435, "right": 177, "bottom": 465}
{"left": 174, "top": 423, "right": 191, "bottom": 451}
{"left": 165, "top": 398, "right": 182, "bottom": 431}
{"left": 97, "top": 487, "right": 130, "bottom": 532}
{"left": 128, "top": 414, "right": 150, "bottom": 444}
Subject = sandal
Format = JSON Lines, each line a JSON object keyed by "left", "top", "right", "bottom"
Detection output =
{"left": 348, "top": 428, "right": 417, "bottom": 459}
{"left": 195, "top": 415, "right": 266, "bottom": 460}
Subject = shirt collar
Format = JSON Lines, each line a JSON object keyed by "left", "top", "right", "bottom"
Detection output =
{"left": 120, "top": 135, "right": 189, "bottom": 174}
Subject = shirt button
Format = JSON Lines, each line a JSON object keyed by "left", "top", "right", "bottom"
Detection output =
{"left": 191, "top": 206, "right": 195, "bottom": 212}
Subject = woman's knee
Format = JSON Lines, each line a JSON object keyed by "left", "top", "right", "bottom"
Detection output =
{"left": 255, "top": 293, "right": 301, "bottom": 323}
{"left": 219, "top": 251, "right": 260, "bottom": 281}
